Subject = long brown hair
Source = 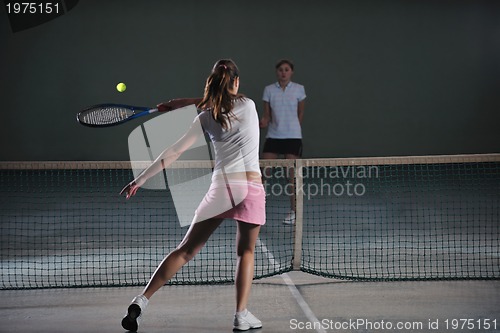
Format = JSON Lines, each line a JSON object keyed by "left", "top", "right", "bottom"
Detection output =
{"left": 197, "top": 59, "right": 243, "bottom": 129}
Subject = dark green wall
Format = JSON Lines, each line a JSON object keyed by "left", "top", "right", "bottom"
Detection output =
{"left": 1, "top": 0, "right": 499, "bottom": 160}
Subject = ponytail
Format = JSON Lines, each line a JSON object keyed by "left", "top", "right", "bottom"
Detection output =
{"left": 197, "top": 59, "right": 242, "bottom": 129}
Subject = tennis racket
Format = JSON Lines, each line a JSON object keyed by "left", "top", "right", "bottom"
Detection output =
{"left": 77, "top": 104, "right": 159, "bottom": 127}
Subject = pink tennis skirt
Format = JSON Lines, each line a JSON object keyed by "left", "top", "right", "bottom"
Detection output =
{"left": 193, "top": 181, "right": 266, "bottom": 225}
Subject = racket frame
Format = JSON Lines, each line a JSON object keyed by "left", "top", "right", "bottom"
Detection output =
{"left": 77, "top": 103, "right": 159, "bottom": 127}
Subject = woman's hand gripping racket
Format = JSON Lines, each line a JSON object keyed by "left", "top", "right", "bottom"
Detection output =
{"left": 77, "top": 104, "right": 159, "bottom": 127}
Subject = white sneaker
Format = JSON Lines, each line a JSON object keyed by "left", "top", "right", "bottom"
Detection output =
{"left": 233, "top": 309, "right": 262, "bottom": 331}
{"left": 121, "top": 295, "right": 148, "bottom": 332}
{"left": 283, "top": 211, "right": 296, "bottom": 225}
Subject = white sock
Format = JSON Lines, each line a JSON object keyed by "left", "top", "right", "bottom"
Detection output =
{"left": 133, "top": 294, "right": 149, "bottom": 309}
{"left": 236, "top": 309, "right": 248, "bottom": 317}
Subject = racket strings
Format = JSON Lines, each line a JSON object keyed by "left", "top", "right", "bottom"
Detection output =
{"left": 80, "top": 106, "right": 133, "bottom": 125}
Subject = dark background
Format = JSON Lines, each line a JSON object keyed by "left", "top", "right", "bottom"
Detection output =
{"left": 1, "top": 0, "right": 499, "bottom": 161}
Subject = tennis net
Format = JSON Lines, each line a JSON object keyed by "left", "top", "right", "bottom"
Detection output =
{"left": 0, "top": 154, "right": 498, "bottom": 289}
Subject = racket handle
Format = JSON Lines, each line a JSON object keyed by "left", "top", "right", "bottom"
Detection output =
{"left": 149, "top": 108, "right": 159, "bottom": 114}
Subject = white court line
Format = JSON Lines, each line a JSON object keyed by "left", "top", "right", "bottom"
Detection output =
{"left": 256, "top": 238, "right": 327, "bottom": 333}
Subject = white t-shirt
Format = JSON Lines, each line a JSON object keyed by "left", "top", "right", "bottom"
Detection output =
{"left": 263, "top": 82, "right": 306, "bottom": 139}
{"left": 198, "top": 98, "right": 261, "bottom": 177}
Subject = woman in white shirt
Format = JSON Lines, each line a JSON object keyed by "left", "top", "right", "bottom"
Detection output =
{"left": 260, "top": 59, "right": 306, "bottom": 225}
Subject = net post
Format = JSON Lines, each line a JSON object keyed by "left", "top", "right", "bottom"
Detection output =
{"left": 293, "top": 159, "right": 304, "bottom": 270}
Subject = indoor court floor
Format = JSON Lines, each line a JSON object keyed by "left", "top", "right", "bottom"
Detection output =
{"left": 3, "top": 271, "right": 499, "bottom": 333}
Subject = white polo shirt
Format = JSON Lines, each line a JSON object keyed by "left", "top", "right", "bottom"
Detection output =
{"left": 262, "top": 82, "right": 306, "bottom": 139}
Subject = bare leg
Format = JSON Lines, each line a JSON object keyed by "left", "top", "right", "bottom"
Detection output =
{"left": 261, "top": 152, "right": 279, "bottom": 180}
{"left": 142, "top": 218, "right": 223, "bottom": 299}
{"left": 235, "top": 221, "right": 261, "bottom": 312}
{"left": 262, "top": 152, "right": 279, "bottom": 159}
{"left": 285, "top": 153, "right": 299, "bottom": 212}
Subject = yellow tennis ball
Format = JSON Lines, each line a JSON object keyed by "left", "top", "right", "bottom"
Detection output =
{"left": 116, "top": 82, "right": 126, "bottom": 92}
